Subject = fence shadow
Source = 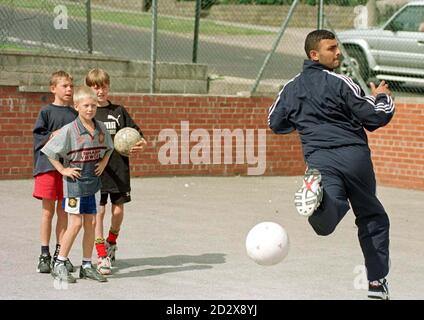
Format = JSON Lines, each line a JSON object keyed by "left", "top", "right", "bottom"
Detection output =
{"left": 109, "top": 253, "right": 226, "bottom": 279}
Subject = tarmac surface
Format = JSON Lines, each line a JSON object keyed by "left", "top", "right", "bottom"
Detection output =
{"left": 1, "top": 176, "right": 423, "bottom": 300}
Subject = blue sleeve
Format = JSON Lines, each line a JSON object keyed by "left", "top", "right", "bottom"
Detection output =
{"left": 268, "top": 87, "right": 295, "bottom": 134}
{"left": 340, "top": 77, "right": 395, "bottom": 132}
{"left": 33, "top": 109, "right": 51, "bottom": 152}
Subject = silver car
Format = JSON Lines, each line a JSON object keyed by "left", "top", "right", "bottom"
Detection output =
{"left": 337, "top": 1, "right": 424, "bottom": 86}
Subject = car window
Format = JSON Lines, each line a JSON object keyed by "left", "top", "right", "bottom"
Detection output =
{"left": 386, "top": 5, "right": 424, "bottom": 32}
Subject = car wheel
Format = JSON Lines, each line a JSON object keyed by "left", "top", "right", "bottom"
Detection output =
{"left": 340, "top": 47, "right": 370, "bottom": 82}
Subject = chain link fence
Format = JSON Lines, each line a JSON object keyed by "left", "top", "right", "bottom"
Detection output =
{"left": 0, "top": 0, "right": 89, "bottom": 53}
{"left": 0, "top": 0, "right": 423, "bottom": 95}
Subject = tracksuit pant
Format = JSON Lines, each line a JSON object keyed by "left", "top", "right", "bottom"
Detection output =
{"left": 305, "top": 144, "right": 390, "bottom": 281}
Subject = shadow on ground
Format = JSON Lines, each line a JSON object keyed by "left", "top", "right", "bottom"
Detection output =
{"left": 110, "top": 253, "right": 226, "bottom": 279}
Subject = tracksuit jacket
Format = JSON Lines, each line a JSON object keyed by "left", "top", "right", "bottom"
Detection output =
{"left": 268, "top": 60, "right": 395, "bottom": 159}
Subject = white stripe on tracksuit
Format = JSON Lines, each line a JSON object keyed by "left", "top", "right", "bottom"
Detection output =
{"left": 324, "top": 70, "right": 394, "bottom": 114}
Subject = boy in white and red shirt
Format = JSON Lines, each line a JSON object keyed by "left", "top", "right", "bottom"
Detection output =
{"left": 42, "top": 86, "right": 113, "bottom": 283}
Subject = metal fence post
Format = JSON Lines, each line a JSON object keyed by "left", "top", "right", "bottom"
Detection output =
{"left": 150, "top": 0, "right": 158, "bottom": 93}
{"left": 318, "top": 0, "right": 324, "bottom": 29}
{"left": 367, "top": 0, "right": 377, "bottom": 27}
{"left": 192, "top": 0, "right": 201, "bottom": 63}
{"left": 250, "top": 0, "right": 300, "bottom": 94}
{"left": 86, "top": 0, "right": 93, "bottom": 54}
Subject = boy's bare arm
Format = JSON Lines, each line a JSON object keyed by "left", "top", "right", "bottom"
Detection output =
{"left": 48, "top": 158, "right": 81, "bottom": 180}
{"left": 95, "top": 153, "right": 112, "bottom": 176}
{"left": 129, "top": 137, "right": 147, "bottom": 155}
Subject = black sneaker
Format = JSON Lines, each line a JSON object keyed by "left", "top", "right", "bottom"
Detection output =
{"left": 368, "top": 278, "right": 390, "bottom": 300}
{"left": 79, "top": 266, "right": 108, "bottom": 282}
{"left": 51, "top": 263, "right": 77, "bottom": 283}
{"left": 36, "top": 254, "right": 52, "bottom": 273}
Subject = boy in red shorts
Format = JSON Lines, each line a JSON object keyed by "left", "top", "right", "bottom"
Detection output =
{"left": 33, "top": 71, "right": 77, "bottom": 273}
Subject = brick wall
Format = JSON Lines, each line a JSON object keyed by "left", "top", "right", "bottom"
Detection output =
{"left": 367, "top": 101, "right": 424, "bottom": 190}
{"left": 0, "top": 86, "right": 304, "bottom": 180}
{"left": 1, "top": 85, "right": 423, "bottom": 191}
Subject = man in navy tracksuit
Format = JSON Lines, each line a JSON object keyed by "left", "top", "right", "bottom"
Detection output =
{"left": 268, "top": 30, "right": 394, "bottom": 300}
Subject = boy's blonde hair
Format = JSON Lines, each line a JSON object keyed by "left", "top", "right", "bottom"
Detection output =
{"left": 85, "top": 68, "right": 110, "bottom": 87}
{"left": 49, "top": 70, "right": 73, "bottom": 87}
{"left": 73, "top": 86, "right": 98, "bottom": 105}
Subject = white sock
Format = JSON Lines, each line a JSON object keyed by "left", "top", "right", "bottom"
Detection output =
{"left": 82, "top": 258, "right": 92, "bottom": 269}
{"left": 55, "top": 256, "right": 67, "bottom": 267}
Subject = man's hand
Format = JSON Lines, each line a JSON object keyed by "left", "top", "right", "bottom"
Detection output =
{"left": 129, "top": 138, "right": 147, "bottom": 156}
{"left": 370, "top": 80, "right": 392, "bottom": 97}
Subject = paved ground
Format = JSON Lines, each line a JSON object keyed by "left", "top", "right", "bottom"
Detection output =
{"left": 0, "top": 176, "right": 423, "bottom": 300}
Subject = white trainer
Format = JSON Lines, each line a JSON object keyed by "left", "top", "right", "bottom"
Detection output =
{"left": 96, "top": 256, "right": 112, "bottom": 275}
{"left": 294, "top": 168, "right": 323, "bottom": 217}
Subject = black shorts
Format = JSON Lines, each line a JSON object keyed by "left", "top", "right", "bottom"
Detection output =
{"left": 100, "top": 192, "right": 131, "bottom": 205}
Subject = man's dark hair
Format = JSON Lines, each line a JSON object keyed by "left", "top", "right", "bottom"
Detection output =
{"left": 304, "top": 29, "right": 336, "bottom": 58}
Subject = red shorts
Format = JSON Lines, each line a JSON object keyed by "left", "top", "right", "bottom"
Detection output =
{"left": 33, "top": 171, "right": 64, "bottom": 200}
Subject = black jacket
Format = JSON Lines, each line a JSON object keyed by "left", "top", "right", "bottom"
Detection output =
{"left": 95, "top": 101, "right": 144, "bottom": 194}
{"left": 268, "top": 60, "right": 395, "bottom": 159}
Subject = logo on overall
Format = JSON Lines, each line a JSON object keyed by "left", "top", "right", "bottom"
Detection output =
{"left": 104, "top": 115, "right": 121, "bottom": 135}
{"left": 107, "top": 114, "right": 121, "bottom": 126}
{"left": 68, "top": 198, "right": 77, "bottom": 208}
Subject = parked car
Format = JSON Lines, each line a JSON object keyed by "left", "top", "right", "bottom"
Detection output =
{"left": 337, "top": 1, "right": 424, "bottom": 86}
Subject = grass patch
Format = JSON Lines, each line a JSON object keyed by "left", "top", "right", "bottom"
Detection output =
{"left": 0, "top": 42, "right": 31, "bottom": 51}
{"left": 0, "top": 0, "right": 272, "bottom": 36}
